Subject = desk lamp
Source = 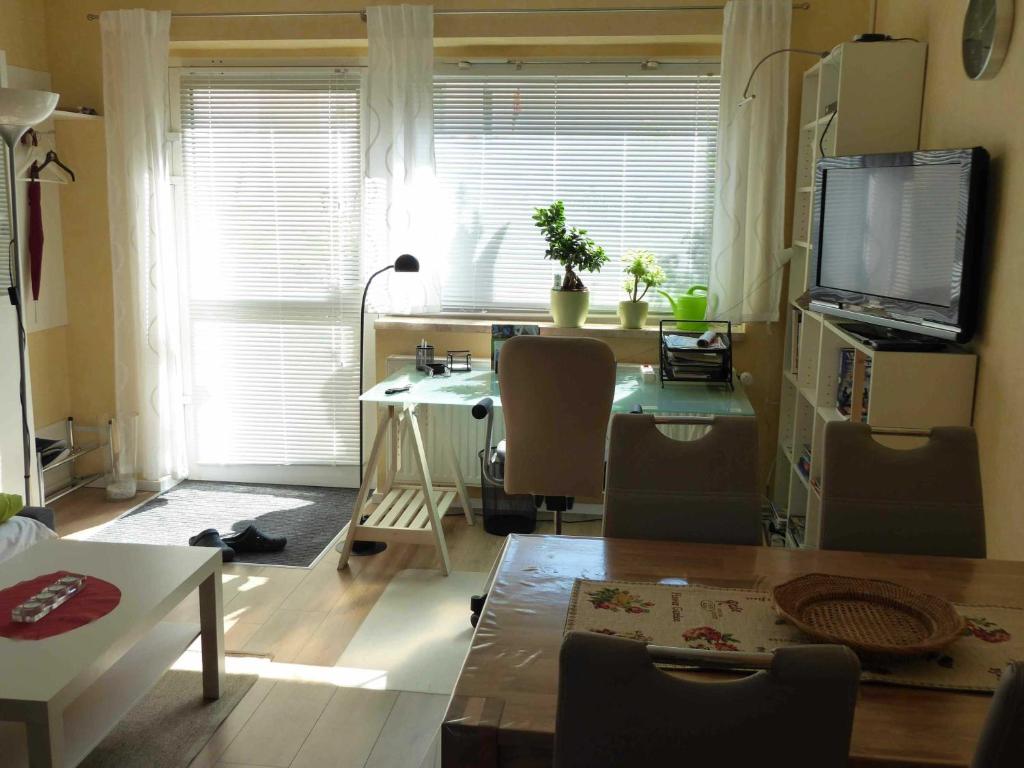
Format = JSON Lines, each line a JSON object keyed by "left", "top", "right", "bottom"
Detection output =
{"left": 354, "top": 253, "right": 420, "bottom": 555}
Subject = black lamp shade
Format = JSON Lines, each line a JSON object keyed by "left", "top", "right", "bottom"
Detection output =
{"left": 394, "top": 253, "right": 419, "bottom": 273}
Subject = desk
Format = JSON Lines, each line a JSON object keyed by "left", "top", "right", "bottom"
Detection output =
{"left": 336, "top": 366, "right": 753, "bottom": 574}
{"left": 442, "top": 535, "right": 1022, "bottom": 767}
{"left": 360, "top": 364, "right": 754, "bottom": 415}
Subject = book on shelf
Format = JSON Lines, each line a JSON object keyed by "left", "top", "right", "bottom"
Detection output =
{"left": 859, "top": 356, "right": 872, "bottom": 421}
{"left": 789, "top": 308, "right": 802, "bottom": 373}
{"left": 797, "top": 444, "right": 812, "bottom": 479}
{"left": 835, "top": 348, "right": 871, "bottom": 422}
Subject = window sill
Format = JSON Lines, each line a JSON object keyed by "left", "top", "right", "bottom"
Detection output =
{"left": 375, "top": 313, "right": 746, "bottom": 338}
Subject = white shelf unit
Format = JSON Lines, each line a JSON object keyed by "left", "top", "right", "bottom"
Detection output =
{"left": 774, "top": 41, "right": 980, "bottom": 548}
{"left": 51, "top": 109, "right": 102, "bottom": 121}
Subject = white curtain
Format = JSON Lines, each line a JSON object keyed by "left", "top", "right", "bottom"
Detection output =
{"left": 709, "top": 0, "right": 791, "bottom": 322}
{"left": 363, "top": 4, "right": 443, "bottom": 313}
{"left": 101, "top": 9, "right": 187, "bottom": 483}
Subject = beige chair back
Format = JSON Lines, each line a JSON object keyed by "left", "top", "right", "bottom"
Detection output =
{"left": 498, "top": 335, "right": 616, "bottom": 498}
{"left": 973, "top": 662, "right": 1024, "bottom": 768}
{"left": 603, "top": 413, "right": 761, "bottom": 545}
{"left": 820, "top": 422, "right": 985, "bottom": 558}
{"left": 555, "top": 630, "right": 860, "bottom": 768}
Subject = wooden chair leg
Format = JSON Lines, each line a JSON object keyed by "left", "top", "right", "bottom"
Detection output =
{"left": 338, "top": 406, "right": 392, "bottom": 571}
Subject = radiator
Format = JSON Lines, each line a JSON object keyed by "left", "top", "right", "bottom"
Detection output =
{"left": 386, "top": 357, "right": 499, "bottom": 485}
{"left": 384, "top": 356, "right": 705, "bottom": 488}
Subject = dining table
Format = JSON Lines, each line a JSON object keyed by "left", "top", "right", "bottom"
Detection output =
{"left": 441, "top": 534, "right": 1024, "bottom": 767}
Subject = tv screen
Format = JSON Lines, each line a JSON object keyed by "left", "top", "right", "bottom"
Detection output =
{"left": 819, "top": 164, "right": 961, "bottom": 307}
{"left": 809, "top": 148, "right": 988, "bottom": 342}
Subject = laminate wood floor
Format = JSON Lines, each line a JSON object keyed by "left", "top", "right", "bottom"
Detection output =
{"left": 50, "top": 488, "right": 602, "bottom": 768}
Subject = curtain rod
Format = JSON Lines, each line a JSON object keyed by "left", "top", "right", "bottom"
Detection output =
{"left": 86, "top": 4, "right": 810, "bottom": 22}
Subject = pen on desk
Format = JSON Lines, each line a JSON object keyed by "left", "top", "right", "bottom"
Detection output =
{"left": 385, "top": 385, "right": 411, "bottom": 395}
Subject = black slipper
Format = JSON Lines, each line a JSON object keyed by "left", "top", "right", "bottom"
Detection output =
{"left": 221, "top": 525, "right": 286, "bottom": 553}
{"left": 188, "top": 528, "right": 236, "bottom": 562}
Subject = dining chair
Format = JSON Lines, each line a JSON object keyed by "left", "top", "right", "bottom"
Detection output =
{"left": 554, "top": 630, "right": 860, "bottom": 768}
{"left": 972, "top": 662, "right": 1024, "bottom": 768}
{"left": 820, "top": 422, "right": 986, "bottom": 558}
{"left": 603, "top": 413, "right": 761, "bottom": 545}
{"left": 476, "top": 335, "right": 616, "bottom": 534}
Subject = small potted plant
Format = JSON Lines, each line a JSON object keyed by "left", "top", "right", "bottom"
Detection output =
{"left": 619, "top": 249, "right": 665, "bottom": 329}
{"left": 533, "top": 200, "right": 609, "bottom": 328}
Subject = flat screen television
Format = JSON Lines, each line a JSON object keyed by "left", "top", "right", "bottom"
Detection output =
{"left": 808, "top": 148, "right": 989, "bottom": 342}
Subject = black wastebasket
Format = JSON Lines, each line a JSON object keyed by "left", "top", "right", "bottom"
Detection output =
{"left": 478, "top": 448, "right": 537, "bottom": 535}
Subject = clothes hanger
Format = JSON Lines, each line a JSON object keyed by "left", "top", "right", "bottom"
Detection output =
{"left": 35, "top": 150, "right": 76, "bottom": 183}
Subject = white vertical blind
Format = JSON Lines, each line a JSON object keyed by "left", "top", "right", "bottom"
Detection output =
{"left": 178, "top": 68, "right": 362, "bottom": 469}
{"left": 433, "top": 69, "right": 721, "bottom": 311}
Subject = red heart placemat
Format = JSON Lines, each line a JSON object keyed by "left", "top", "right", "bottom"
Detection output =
{"left": 0, "top": 570, "right": 121, "bottom": 640}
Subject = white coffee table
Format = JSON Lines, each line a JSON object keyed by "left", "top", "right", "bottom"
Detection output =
{"left": 0, "top": 539, "right": 224, "bottom": 768}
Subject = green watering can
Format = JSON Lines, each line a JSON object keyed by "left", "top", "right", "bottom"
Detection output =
{"left": 659, "top": 285, "right": 715, "bottom": 331}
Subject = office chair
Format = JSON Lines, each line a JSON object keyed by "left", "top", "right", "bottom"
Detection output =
{"left": 972, "top": 662, "right": 1024, "bottom": 768}
{"left": 820, "top": 422, "right": 986, "bottom": 557}
{"left": 555, "top": 630, "right": 861, "bottom": 768}
{"left": 475, "top": 335, "right": 616, "bottom": 534}
{"left": 604, "top": 413, "right": 761, "bottom": 545}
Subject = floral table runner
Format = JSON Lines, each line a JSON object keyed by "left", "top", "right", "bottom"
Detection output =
{"left": 565, "top": 579, "right": 1023, "bottom": 692}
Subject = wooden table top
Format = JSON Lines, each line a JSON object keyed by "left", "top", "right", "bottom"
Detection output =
{"left": 442, "top": 535, "right": 1024, "bottom": 768}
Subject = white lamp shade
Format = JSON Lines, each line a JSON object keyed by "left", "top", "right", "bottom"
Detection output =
{"left": 0, "top": 88, "right": 59, "bottom": 144}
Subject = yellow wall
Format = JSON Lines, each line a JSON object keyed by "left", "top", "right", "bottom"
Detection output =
{"left": 0, "top": 0, "right": 49, "bottom": 70}
{"left": 34, "top": 0, "right": 868, "bottom": 488}
{"left": 876, "top": 1, "right": 1024, "bottom": 559}
{"left": 26, "top": 326, "right": 71, "bottom": 429}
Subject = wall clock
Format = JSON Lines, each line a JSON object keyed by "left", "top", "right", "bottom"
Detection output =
{"left": 963, "top": 0, "right": 1015, "bottom": 79}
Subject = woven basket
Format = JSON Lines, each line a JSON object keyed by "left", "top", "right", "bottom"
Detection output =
{"left": 773, "top": 573, "right": 966, "bottom": 658}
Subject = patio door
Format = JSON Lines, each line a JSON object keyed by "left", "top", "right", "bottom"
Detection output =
{"left": 173, "top": 67, "right": 363, "bottom": 487}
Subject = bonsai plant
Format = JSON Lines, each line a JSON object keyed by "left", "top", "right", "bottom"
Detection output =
{"left": 533, "top": 200, "right": 608, "bottom": 327}
{"left": 619, "top": 249, "right": 665, "bottom": 329}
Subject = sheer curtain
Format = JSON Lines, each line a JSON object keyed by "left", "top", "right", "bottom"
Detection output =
{"left": 101, "top": 9, "right": 187, "bottom": 484}
{"left": 709, "top": 0, "right": 791, "bottom": 322}
{"left": 363, "top": 4, "right": 443, "bottom": 313}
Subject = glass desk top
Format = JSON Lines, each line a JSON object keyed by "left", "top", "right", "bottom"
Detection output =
{"left": 362, "top": 364, "right": 754, "bottom": 416}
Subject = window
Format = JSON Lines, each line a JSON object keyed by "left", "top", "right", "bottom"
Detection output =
{"left": 433, "top": 67, "right": 720, "bottom": 312}
{"left": 175, "top": 68, "right": 362, "bottom": 481}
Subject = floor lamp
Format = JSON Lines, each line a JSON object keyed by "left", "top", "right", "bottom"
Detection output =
{"left": 354, "top": 253, "right": 419, "bottom": 555}
{"left": 0, "top": 88, "right": 59, "bottom": 504}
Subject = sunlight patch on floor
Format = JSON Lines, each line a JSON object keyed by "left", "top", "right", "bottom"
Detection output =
{"left": 173, "top": 649, "right": 389, "bottom": 689}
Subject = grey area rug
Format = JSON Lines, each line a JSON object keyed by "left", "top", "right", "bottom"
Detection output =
{"left": 84, "top": 480, "right": 356, "bottom": 567}
{"left": 79, "top": 670, "right": 256, "bottom": 768}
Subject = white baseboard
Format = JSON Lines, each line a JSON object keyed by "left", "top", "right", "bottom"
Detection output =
{"left": 136, "top": 476, "right": 182, "bottom": 494}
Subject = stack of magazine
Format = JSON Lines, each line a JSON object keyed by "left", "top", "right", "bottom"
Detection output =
{"left": 661, "top": 331, "right": 730, "bottom": 382}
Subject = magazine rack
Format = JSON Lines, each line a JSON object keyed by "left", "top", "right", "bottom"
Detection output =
{"left": 659, "top": 320, "right": 733, "bottom": 389}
